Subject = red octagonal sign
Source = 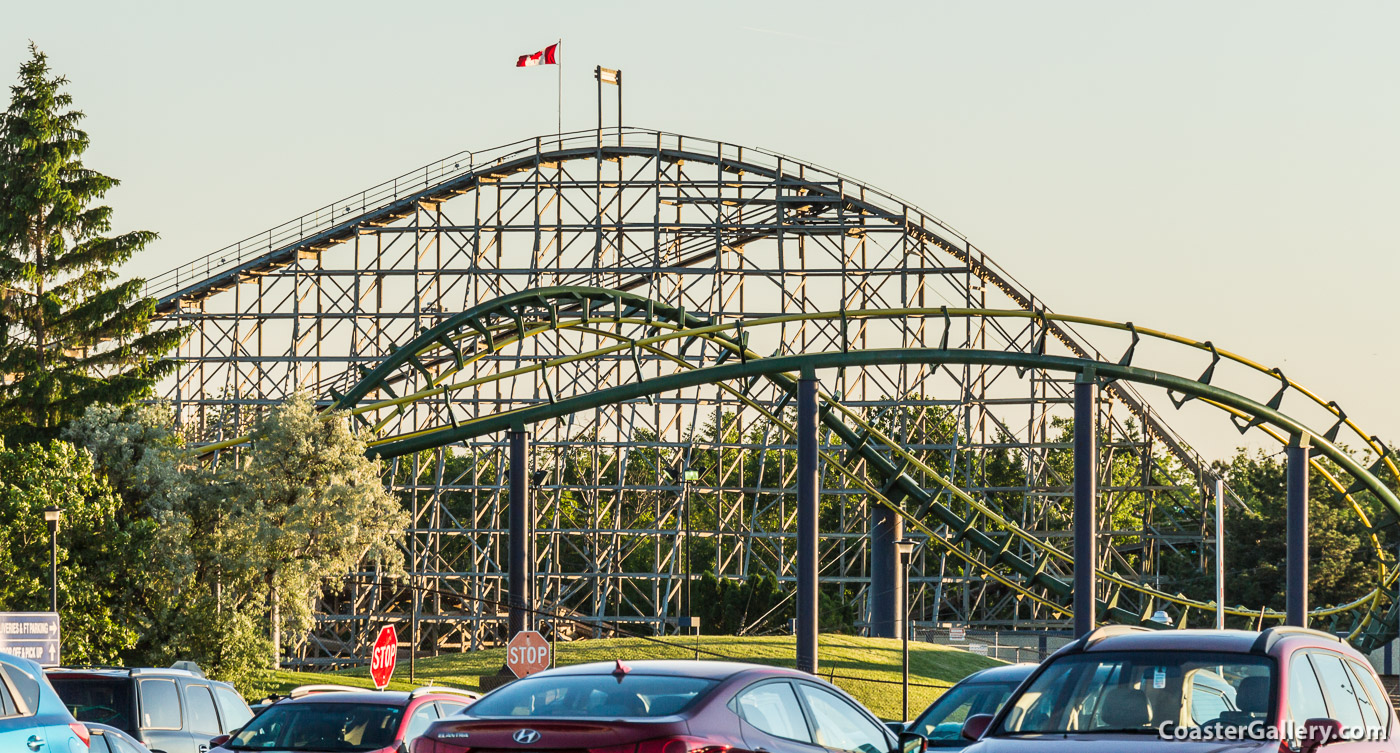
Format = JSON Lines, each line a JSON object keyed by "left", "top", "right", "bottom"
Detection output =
{"left": 370, "top": 625, "right": 398, "bottom": 689}
{"left": 507, "top": 630, "right": 550, "bottom": 678}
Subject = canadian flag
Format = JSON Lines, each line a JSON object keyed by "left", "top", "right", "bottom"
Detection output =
{"left": 516, "top": 43, "right": 559, "bottom": 67}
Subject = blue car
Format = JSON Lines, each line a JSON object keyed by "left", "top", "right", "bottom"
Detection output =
{"left": 0, "top": 651, "right": 89, "bottom": 753}
{"left": 903, "top": 663, "right": 1037, "bottom": 748}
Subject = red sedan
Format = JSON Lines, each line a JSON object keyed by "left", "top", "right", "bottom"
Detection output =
{"left": 212, "top": 685, "right": 479, "bottom": 753}
{"left": 412, "top": 660, "right": 925, "bottom": 753}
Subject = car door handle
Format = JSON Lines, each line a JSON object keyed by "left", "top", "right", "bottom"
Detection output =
{"left": 26, "top": 735, "right": 44, "bottom": 751}
{"left": 199, "top": 745, "right": 210, "bottom": 753}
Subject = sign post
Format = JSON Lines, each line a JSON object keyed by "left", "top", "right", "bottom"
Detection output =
{"left": 0, "top": 613, "right": 60, "bottom": 666}
{"left": 506, "top": 631, "right": 550, "bottom": 678}
{"left": 370, "top": 625, "right": 398, "bottom": 690}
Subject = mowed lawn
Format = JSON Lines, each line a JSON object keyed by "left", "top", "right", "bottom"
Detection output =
{"left": 257, "top": 634, "right": 1002, "bottom": 720}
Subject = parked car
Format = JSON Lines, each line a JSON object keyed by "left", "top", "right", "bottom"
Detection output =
{"left": 893, "top": 663, "right": 1036, "bottom": 747}
{"left": 212, "top": 685, "right": 480, "bottom": 753}
{"left": 0, "top": 651, "right": 90, "bottom": 753}
{"left": 46, "top": 664, "right": 254, "bottom": 753}
{"left": 960, "top": 625, "right": 1400, "bottom": 752}
{"left": 87, "top": 722, "right": 153, "bottom": 753}
{"left": 411, "top": 659, "right": 929, "bottom": 753}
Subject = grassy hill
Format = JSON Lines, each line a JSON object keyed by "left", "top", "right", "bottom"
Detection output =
{"left": 256, "top": 634, "right": 1001, "bottom": 721}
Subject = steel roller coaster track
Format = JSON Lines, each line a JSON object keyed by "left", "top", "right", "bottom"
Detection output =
{"left": 157, "top": 128, "right": 1399, "bottom": 658}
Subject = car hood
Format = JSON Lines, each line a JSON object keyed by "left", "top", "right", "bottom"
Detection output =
{"left": 968, "top": 735, "right": 1279, "bottom": 753}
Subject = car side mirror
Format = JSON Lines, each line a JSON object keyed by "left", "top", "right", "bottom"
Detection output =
{"left": 961, "top": 713, "right": 994, "bottom": 741}
{"left": 896, "top": 731, "right": 927, "bottom": 753}
{"left": 1302, "top": 718, "right": 1344, "bottom": 753}
{"left": 208, "top": 735, "right": 231, "bottom": 748}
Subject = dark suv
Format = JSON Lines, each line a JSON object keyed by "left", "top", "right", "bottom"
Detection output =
{"left": 960, "top": 625, "right": 1400, "bottom": 752}
{"left": 46, "top": 665, "right": 253, "bottom": 753}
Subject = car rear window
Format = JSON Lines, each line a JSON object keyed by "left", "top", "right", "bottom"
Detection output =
{"left": 215, "top": 685, "right": 254, "bottom": 730}
{"left": 467, "top": 674, "right": 718, "bottom": 718}
{"left": 49, "top": 677, "right": 136, "bottom": 732}
{"left": 231, "top": 702, "right": 404, "bottom": 751}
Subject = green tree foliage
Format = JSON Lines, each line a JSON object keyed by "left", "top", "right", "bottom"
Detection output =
{"left": 1219, "top": 449, "right": 1380, "bottom": 616}
{"left": 0, "top": 45, "right": 182, "bottom": 439}
{"left": 0, "top": 438, "right": 135, "bottom": 663}
{"left": 218, "top": 395, "right": 408, "bottom": 667}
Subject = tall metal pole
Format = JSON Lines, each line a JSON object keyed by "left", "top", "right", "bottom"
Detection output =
{"left": 1215, "top": 479, "right": 1225, "bottom": 630}
{"left": 1286, "top": 432, "right": 1311, "bottom": 627}
{"left": 616, "top": 69, "right": 623, "bottom": 146}
{"left": 595, "top": 66, "right": 602, "bottom": 144}
{"left": 1073, "top": 375, "right": 1098, "bottom": 639}
{"left": 49, "top": 522, "right": 58, "bottom": 614}
{"left": 44, "top": 506, "right": 61, "bottom": 614}
{"left": 509, "top": 428, "right": 532, "bottom": 636}
{"left": 796, "top": 372, "right": 819, "bottom": 674}
{"left": 898, "top": 540, "right": 914, "bottom": 722}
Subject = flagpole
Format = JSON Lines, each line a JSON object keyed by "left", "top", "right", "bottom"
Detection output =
{"left": 556, "top": 38, "right": 562, "bottom": 148}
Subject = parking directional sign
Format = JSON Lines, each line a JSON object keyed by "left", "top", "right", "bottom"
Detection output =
{"left": 506, "top": 631, "right": 550, "bottom": 678}
{"left": 0, "top": 612, "right": 61, "bottom": 666}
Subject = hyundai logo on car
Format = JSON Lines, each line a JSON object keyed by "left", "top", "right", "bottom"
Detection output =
{"left": 513, "top": 729, "right": 542, "bottom": 744}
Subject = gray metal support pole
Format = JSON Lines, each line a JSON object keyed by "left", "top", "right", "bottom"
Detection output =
{"left": 49, "top": 522, "right": 58, "bottom": 614}
{"left": 1073, "top": 377, "right": 1098, "bottom": 639}
{"left": 1286, "top": 433, "right": 1311, "bottom": 627}
{"left": 509, "top": 429, "right": 532, "bottom": 636}
{"left": 868, "top": 506, "right": 902, "bottom": 638}
{"left": 797, "top": 373, "right": 819, "bottom": 674}
{"left": 1215, "top": 479, "right": 1225, "bottom": 630}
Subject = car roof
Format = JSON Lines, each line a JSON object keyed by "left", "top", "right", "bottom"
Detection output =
{"left": 45, "top": 667, "right": 210, "bottom": 680}
{"left": 279, "top": 690, "right": 414, "bottom": 704}
{"left": 960, "top": 663, "right": 1037, "bottom": 682}
{"left": 1082, "top": 628, "right": 1263, "bottom": 654}
{"left": 525, "top": 660, "right": 798, "bottom": 681}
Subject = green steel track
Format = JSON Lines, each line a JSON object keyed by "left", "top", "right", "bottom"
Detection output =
{"left": 204, "top": 286, "right": 1400, "bottom": 649}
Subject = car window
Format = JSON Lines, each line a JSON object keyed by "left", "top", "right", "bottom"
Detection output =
{"left": 1343, "top": 660, "right": 1387, "bottom": 734}
{"left": 186, "top": 684, "right": 221, "bottom": 735}
{"left": 214, "top": 685, "right": 253, "bottom": 731}
{"left": 910, "top": 681, "right": 1018, "bottom": 741}
{"left": 737, "top": 681, "right": 812, "bottom": 743}
{"left": 1288, "top": 653, "right": 1330, "bottom": 727}
{"left": 88, "top": 733, "right": 112, "bottom": 753}
{"left": 0, "top": 675, "right": 16, "bottom": 717}
{"left": 48, "top": 677, "right": 136, "bottom": 731}
{"left": 140, "top": 678, "right": 183, "bottom": 729}
{"left": 1189, "top": 681, "right": 1233, "bottom": 725}
{"left": 796, "top": 683, "right": 887, "bottom": 753}
{"left": 405, "top": 702, "right": 440, "bottom": 741}
{"left": 0, "top": 660, "right": 41, "bottom": 715}
{"left": 438, "top": 701, "right": 466, "bottom": 717}
{"left": 1310, "top": 653, "right": 1366, "bottom": 731}
{"left": 109, "top": 735, "right": 145, "bottom": 753}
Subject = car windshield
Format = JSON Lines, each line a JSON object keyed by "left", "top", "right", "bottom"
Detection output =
{"left": 228, "top": 702, "right": 403, "bottom": 751}
{"left": 911, "top": 679, "right": 1022, "bottom": 744}
{"left": 467, "top": 674, "right": 718, "bottom": 718}
{"left": 48, "top": 678, "right": 136, "bottom": 732}
{"left": 997, "top": 651, "right": 1274, "bottom": 736}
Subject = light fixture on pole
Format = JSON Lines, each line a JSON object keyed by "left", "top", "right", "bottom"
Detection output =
{"left": 43, "top": 506, "right": 63, "bottom": 613}
{"left": 896, "top": 537, "right": 918, "bottom": 722}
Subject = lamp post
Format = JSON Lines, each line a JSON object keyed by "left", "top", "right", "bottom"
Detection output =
{"left": 896, "top": 538, "right": 918, "bottom": 721}
{"left": 43, "top": 507, "right": 62, "bottom": 613}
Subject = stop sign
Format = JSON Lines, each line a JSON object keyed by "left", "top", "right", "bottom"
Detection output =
{"left": 370, "top": 625, "right": 398, "bottom": 689}
{"left": 506, "top": 631, "right": 550, "bottom": 678}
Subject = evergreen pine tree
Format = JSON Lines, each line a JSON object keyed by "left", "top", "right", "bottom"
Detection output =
{"left": 0, "top": 44, "right": 183, "bottom": 438}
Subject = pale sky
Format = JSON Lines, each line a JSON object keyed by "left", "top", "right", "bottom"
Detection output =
{"left": 5, "top": 1, "right": 1397, "bottom": 462}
